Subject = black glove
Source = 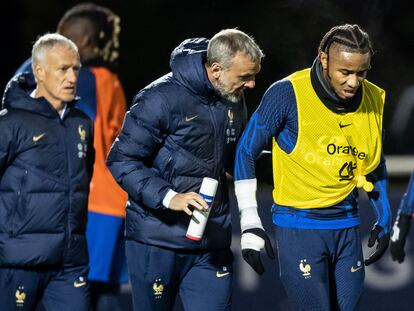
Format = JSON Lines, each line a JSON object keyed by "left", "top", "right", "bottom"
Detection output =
{"left": 364, "top": 225, "right": 390, "bottom": 266}
{"left": 390, "top": 213, "right": 412, "bottom": 263}
{"left": 241, "top": 228, "right": 275, "bottom": 275}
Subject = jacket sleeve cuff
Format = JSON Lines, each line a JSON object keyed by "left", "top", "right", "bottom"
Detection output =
{"left": 163, "top": 189, "right": 178, "bottom": 209}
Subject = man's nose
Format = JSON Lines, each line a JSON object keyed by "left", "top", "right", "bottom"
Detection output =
{"left": 347, "top": 74, "right": 360, "bottom": 88}
{"left": 67, "top": 69, "right": 78, "bottom": 83}
{"left": 244, "top": 79, "right": 256, "bottom": 89}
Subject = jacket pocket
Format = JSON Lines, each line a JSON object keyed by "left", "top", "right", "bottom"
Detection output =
{"left": 159, "top": 150, "right": 175, "bottom": 184}
{"left": 165, "top": 155, "right": 175, "bottom": 183}
{"left": 0, "top": 191, "right": 15, "bottom": 235}
{"left": 10, "top": 169, "right": 28, "bottom": 236}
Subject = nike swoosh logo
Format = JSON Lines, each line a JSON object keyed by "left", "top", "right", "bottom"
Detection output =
{"left": 73, "top": 281, "right": 87, "bottom": 288}
{"left": 33, "top": 133, "right": 46, "bottom": 142}
{"left": 184, "top": 115, "right": 198, "bottom": 122}
{"left": 350, "top": 266, "right": 363, "bottom": 272}
{"left": 216, "top": 271, "right": 230, "bottom": 278}
{"left": 339, "top": 123, "right": 352, "bottom": 128}
{"left": 73, "top": 281, "right": 86, "bottom": 288}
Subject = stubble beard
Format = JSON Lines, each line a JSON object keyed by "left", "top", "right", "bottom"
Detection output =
{"left": 213, "top": 78, "right": 243, "bottom": 103}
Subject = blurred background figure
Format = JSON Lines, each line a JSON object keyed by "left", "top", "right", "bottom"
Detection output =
{"left": 16, "top": 3, "right": 128, "bottom": 310}
{"left": 390, "top": 171, "right": 414, "bottom": 263}
{"left": 388, "top": 87, "right": 414, "bottom": 154}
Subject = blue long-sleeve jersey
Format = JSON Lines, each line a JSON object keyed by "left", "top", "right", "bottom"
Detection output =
{"left": 235, "top": 72, "right": 391, "bottom": 234}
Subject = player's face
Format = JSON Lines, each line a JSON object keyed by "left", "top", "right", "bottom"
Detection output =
{"left": 320, "top": 48, "right": 370, "bottom": 100}
{"left": 213, "top": 52, "right": 261, "bottom": 103}
{"left": 35, "top": 46, "right": 81, "bottom": 107}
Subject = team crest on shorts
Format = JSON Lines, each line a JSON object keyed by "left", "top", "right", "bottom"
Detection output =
{"left": 15, "top": 287, "right": 26, "bottom": 307}
{"left": 299, "top": 259, "right": 311, "bottom": 279}
{"left": 153, "top": 278, "right": 164, "bottom": 298}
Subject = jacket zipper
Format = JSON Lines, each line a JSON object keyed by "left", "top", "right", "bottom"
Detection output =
{"left": 60, "top": 119, "right": 71, "bottom": 264}
{"left": 202, "top": 104, "right": 220, "bottom": 248}
{"left": 208, "top": 104, "right": 219, "bottom": 177}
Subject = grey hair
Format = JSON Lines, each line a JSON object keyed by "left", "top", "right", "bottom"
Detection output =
{"left": 31, "top": 33, "right": 78, "bottom": 70}
{"left": 206, "top": 29, "right": 264, "bottom": 69}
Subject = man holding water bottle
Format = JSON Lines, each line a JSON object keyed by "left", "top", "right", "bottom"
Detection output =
{"left": 107, "top": 29, "right": 263, "bottom": 310}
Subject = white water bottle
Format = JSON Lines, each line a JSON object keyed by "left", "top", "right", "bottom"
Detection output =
{"left": 186, "top": 177, "right": 218, "bottom": 240}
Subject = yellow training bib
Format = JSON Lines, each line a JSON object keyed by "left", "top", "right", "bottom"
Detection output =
{"left": 272, "top": 69, "right": 385, "bottom": 208}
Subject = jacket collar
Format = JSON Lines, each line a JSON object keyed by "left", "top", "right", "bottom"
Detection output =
{"left": 2, "top": 73, "right": 77, "bottom": 119}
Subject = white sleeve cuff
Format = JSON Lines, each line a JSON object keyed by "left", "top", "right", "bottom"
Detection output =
{"left": 163, "top": 189, "right": 178, "bottom": 209}
{"left": 234, "top": 179, "right": 263, "bottom": 231}
{"left": 234, "top": 179, "right": 258, "bottom": 211}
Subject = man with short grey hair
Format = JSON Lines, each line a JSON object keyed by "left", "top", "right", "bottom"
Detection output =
{"left": 206, "top": 29, "right": 264, "bottom": 103}
{"left": 0, "top": 33, "right": 94, "bottom": 310}
{"left": 31, "top": 33, "right": 78, "bottom": 71}
{"left": 107, "top": 28, "right": 263, "bottom": 310}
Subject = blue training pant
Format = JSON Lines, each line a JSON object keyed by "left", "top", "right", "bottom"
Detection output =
{"left": 126, "top": 240, "right": 233, "bottom": 311}
{"left": 275, "top": 226, "right": 364, "bottom": 311}
{"left": 0, "top": 265, "right": 90, "bottom": 311}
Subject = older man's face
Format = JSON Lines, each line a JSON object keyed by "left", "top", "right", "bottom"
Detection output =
{"left": 35, "top": 46, "right": 80, "bottom": 107}
{"left": 214, "top": 52, "right": 261, "bottom": 103}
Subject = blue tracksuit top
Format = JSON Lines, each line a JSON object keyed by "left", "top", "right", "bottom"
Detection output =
{"left": 107, "top": 38, "right": 247, "bottom": 250}
{"left": 0, "top": 73, "right": 94, "bottom": 267}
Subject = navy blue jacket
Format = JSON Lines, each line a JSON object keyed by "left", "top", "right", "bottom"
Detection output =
{"left": 0, "top": 73, "right": 94, "bottom": 267}
{"left": 107, "top": 38, "right": 247, "bottom": 250}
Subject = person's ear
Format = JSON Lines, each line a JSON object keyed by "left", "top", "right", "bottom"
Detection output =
{"left": 210, "top": 62, "right": 222, "bottom": 79}
{"left": 77, "top": 35, "right": 91, "bottom": 50}
{"left": 34, "top": 63, "right": 45, "bottom": 81}
{"left": 320, "top": 51, "right": 328, "bottom": 70}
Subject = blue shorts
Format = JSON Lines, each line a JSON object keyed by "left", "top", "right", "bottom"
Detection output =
{"left": 126, "top": 240, "right": 233, "bottom": 311}
{"left": 0, "top": 265, "right": 90, "bottom": 311}
{"left": 86, "top": 212, "right": 128, "bottom": 284}
{"left": 275, "top": 226, "right": 364, "bottom": 311}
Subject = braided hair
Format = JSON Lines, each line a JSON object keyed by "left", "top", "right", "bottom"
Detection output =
{"left": 57, "top": 2, "right": 120, "bottom": 66}
{"left": 318, "top": 24, "right": 373, "bottom": 56}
